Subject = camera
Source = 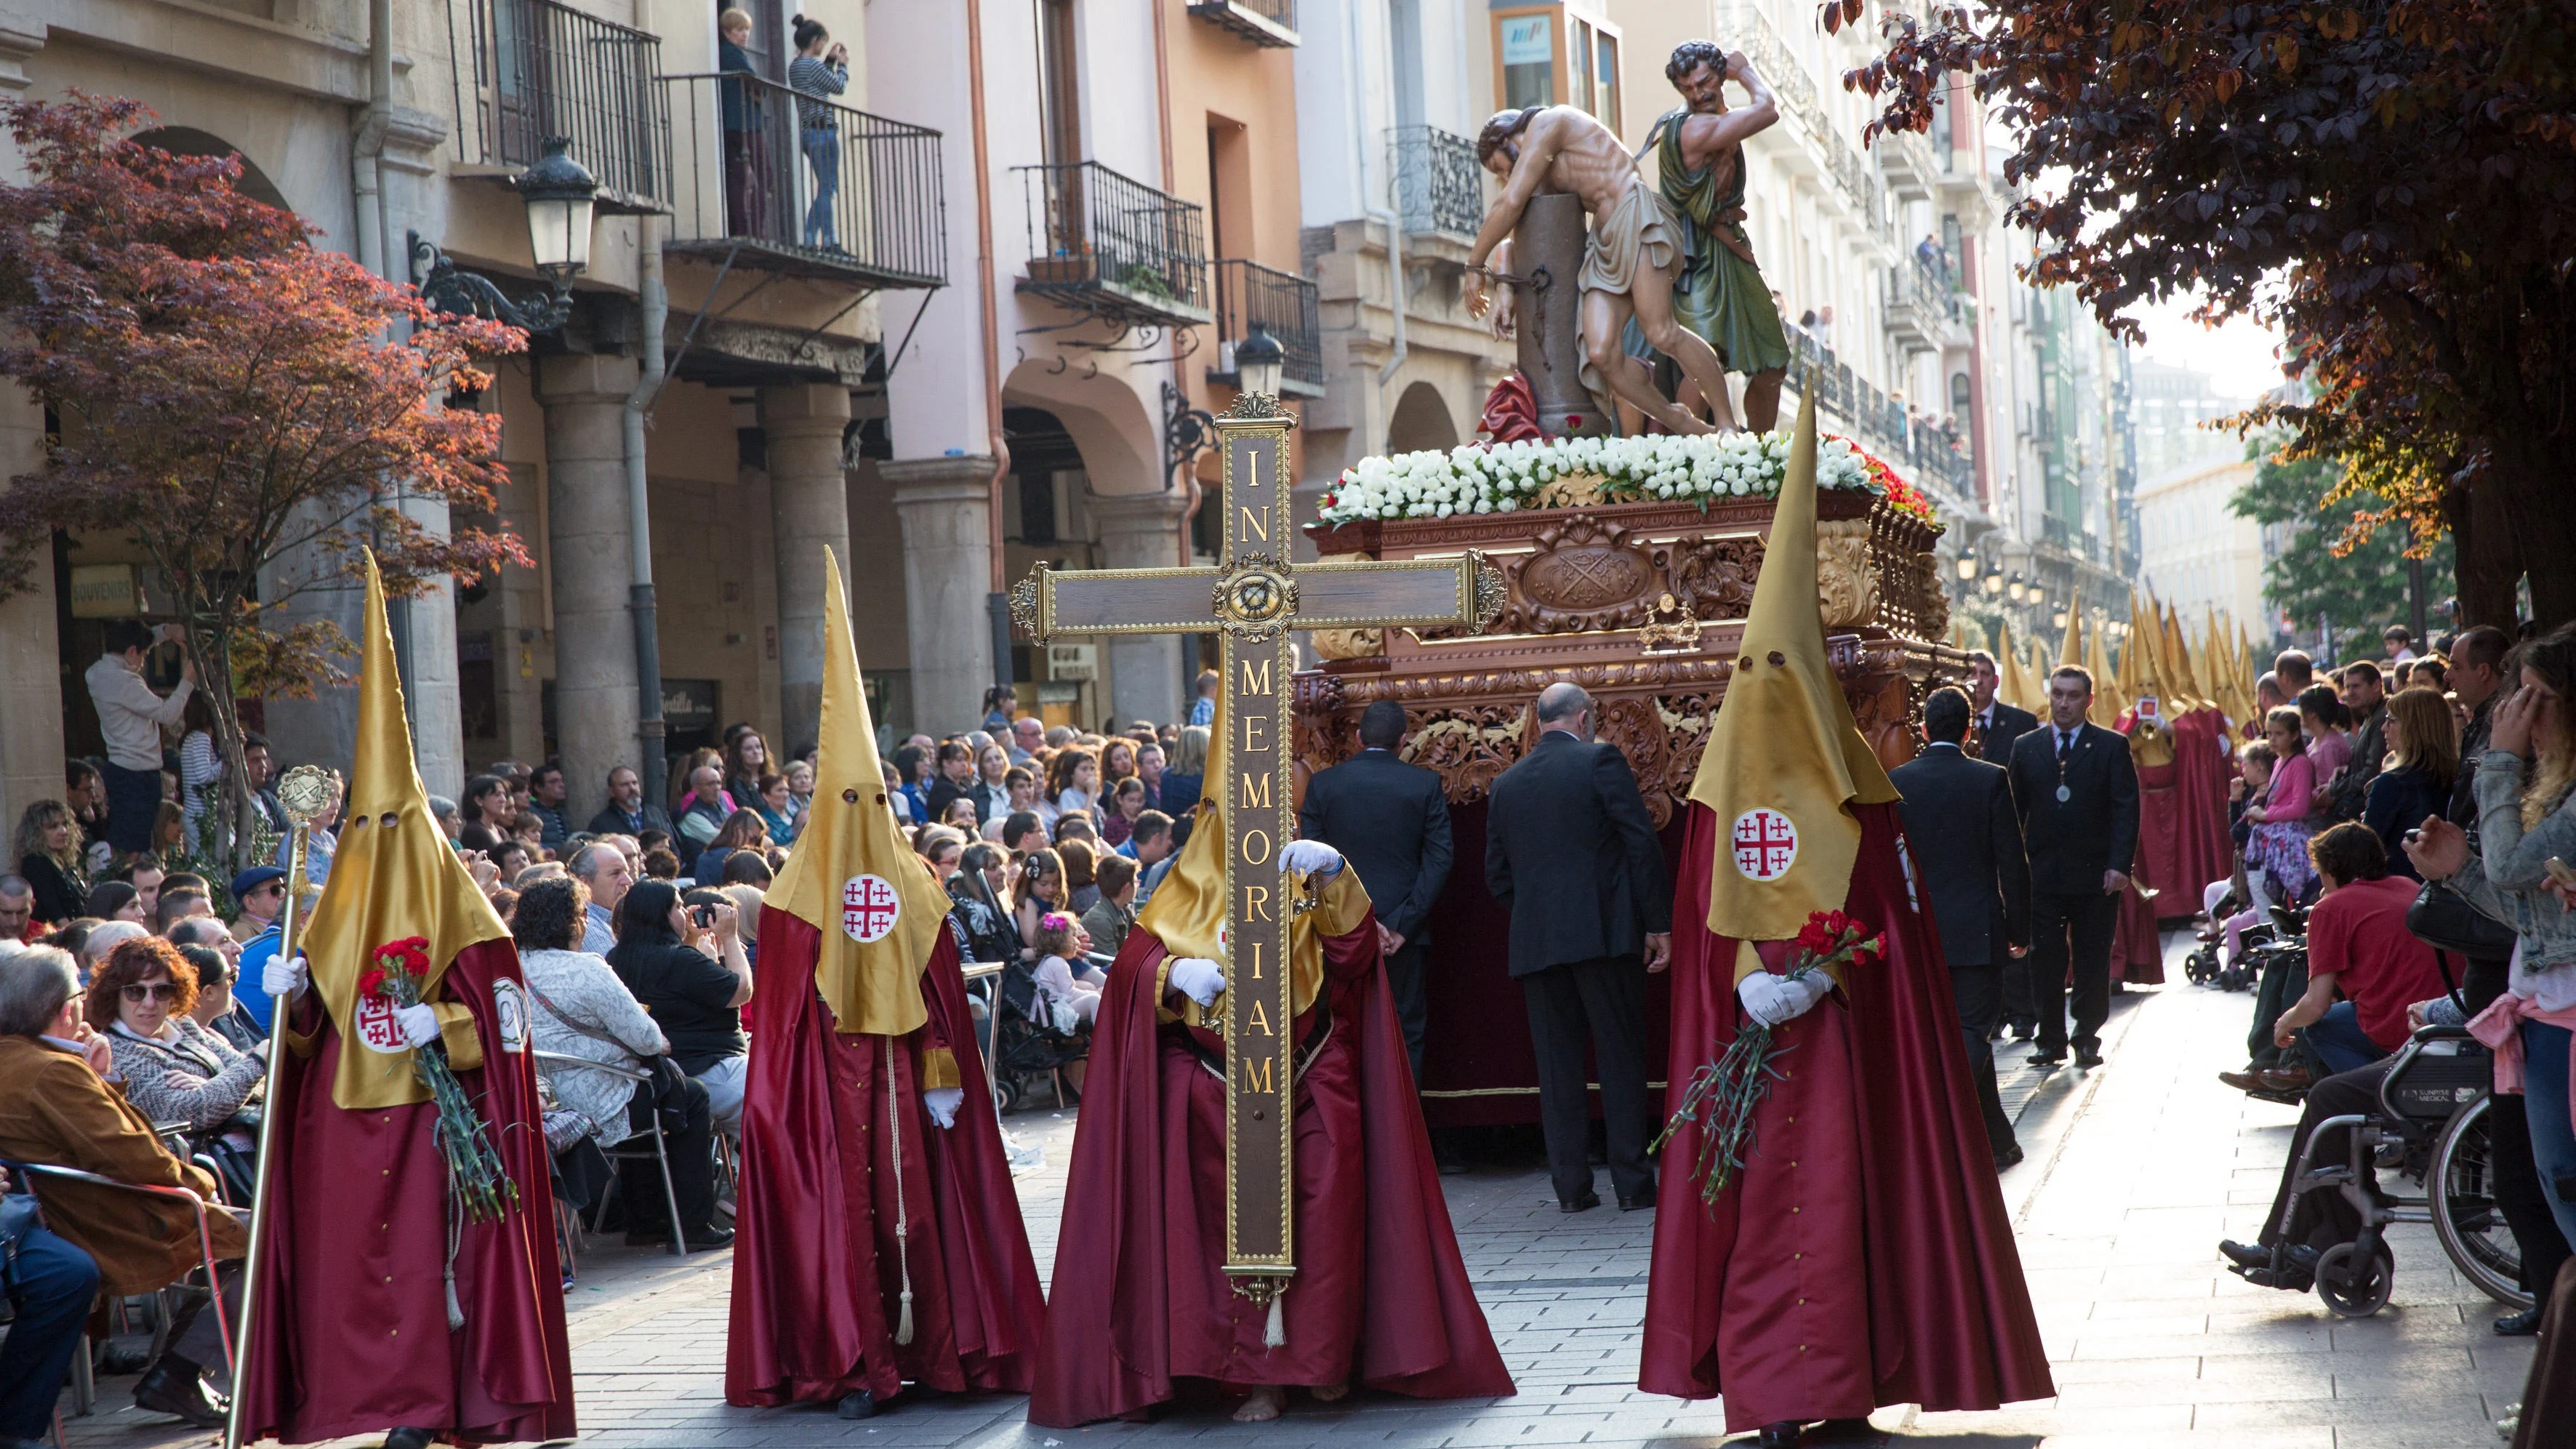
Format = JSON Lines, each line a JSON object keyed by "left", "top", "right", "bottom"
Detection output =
{"left": 691, "top": 904, "right": 717, "bottom": 928}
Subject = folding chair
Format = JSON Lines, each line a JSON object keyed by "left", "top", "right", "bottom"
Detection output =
{"left": 7, "top": 1162, "right": 232, "bottom": 1445}
{"left": 529, "top": 1052, "right": 689, "bottom": 1260}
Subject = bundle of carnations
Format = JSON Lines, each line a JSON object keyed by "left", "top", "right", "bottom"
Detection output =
{"left": 1828, "top": 435, "right": 1938, "bottom": 523}
{"left": 1653, "top": 909, "right": 1884, "bottom": 1203}
{"left": 365, "top": 936, "right": 518, "bottom": 1221}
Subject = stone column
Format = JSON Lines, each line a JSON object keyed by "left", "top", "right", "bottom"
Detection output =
{"left": 0, "top": 389, "right": 60, "bottom": 830}
{"left": 762, "top": 383, "right": 854, "bottom": 755}
{"left": 537, "top": 353, "right": 643, "bottom": 824}
{"left": 883, "top": 456, "right": 996, "bottom": 736}
{"left": 1090, "top": 489, "right": 1193, "bottom": 729}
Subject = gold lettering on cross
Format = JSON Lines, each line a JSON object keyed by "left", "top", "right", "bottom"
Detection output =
{"left": 1003, "top": 392, "right": 1502, "bottom": 1304}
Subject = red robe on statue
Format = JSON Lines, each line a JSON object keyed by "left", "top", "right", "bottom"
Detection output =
{"left": 1640, "top": 804, "right": 2053, "bottom": 1431}
{"left": 727, "top": 915, "right": 1046, "bottom": 1405}
{"left": 238, "top": 938, "right": 574, "bottom": 1445}
{"left": 1029, "top": 896, "right": 1514, "bottom": 1426}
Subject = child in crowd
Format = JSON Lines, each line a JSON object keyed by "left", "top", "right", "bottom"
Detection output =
{"left": 1029, "top": 911, "right": 1103, "bottom": 1032}
{"left": 2204, "top": 741, "right": 2280, "bottom": 971}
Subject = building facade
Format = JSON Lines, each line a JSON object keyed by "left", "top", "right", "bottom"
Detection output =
{"left": 2137, "top": 458, "right": 2265, "bottom": 629}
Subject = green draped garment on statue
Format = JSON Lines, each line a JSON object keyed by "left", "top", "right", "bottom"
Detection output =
{"left": 1629, "top": 107, "right": 1793, "bottom": 378}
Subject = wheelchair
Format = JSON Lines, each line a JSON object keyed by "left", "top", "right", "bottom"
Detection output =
{"left": 984, "top": 950, "right": 1105, "bottom": 1112}
{"left": 2247, "top": 1024, "right": 2526, "bottom": 1317}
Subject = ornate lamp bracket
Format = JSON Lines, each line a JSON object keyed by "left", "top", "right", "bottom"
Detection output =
{"left": 409, "top": 230, "right": 574, "bottom": 335}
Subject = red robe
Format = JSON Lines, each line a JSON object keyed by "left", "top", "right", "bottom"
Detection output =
{"left": 2170, "top": 708, "right": 2236, "bottom": 904}
{"left": 1640, "top": 804, "right": 2053, "bottom": 1429}
{"left": 238, "top": 939, "right": 574, "bottom": 1445}
{"left": 1029, "top": 902, "right": 1514, "bottom": 1426}
{"left": 727, "top": 915, "right": 1046, "bottom": 1405}
{"left": 2114, "top": 728, "right": 2173, "bottom": 984}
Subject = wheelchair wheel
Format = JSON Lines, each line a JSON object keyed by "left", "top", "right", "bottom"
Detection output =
{"left": 2432, "top": 1095, "right": 2534, "bottom": 1309}
{"left": 2314, "top": 1240, "right": 2394, "bottom": 1318}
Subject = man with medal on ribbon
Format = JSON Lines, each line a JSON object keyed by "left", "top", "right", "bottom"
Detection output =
{"left": 235, "top": 554, "right": 573, "bottom": 1448}
{"left": 726, "top": 549, "right": 1045, "bottom": 1418}
{"left": 1029, "top": 663, "right": 1513, "bottom": 1426}
{"left": 1639, "top": 390, "right": 2053, "bottom": 1447}
{"left": 2004, "top": 662, "right": 2142, "bottom": 1069}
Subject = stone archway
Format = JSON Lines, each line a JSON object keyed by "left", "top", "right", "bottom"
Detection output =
{"left": 1386, "top": 379, "right": 1459, "bottom": 454}
{"left": 129, "top": 127, "right": 291, "bottom": 213}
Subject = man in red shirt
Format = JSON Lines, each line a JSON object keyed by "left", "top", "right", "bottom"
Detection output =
{"left": 2271, "top": 823, "right": 2449, "bottom": 1075}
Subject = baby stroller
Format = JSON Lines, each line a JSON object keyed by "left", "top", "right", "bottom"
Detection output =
{"left": 985, "top": 950, "right": 1104, "bottom": 1112}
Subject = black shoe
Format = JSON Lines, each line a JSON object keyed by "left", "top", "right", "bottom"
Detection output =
{"left": 1559, "top": 1192, "right": 1600, "bottom": 1214}
{"left": 2218, "top": 1239, "right": 2272, "bottom": 1269}
{"left": 1810, "top": 1420, "right": 1880, "bottom": 1443}
{"left": 1993, "top": 1143, "right": 2025, "bottom": 1171}
{"left": 1757, "top": 1423, "right": 1805, "bottom": 1448}
{"left": 97, "top": 1340, "right": 152, "bottom": 1374}
{"left": 2496, "top": 1304, "right": 2545, "bottom": 1336}
{"left": 1618, "top": 1193, "right": 1655, "bottom": 1212}
{"left": 682, "top": 1226, "right": 737, "bottom": 1251}
{"left": 2028, "top": 1053, "right": 2063, "bottom": 1069}
{"left": 838, "top": 1390, "right": 878, "bottom": 1420}
{"left": 2074, "top": 1049, "right": 2104, "bottom": 1069}
{"left": 383, "top": 1429, "right": 436, "bottom": 1449}
{"left": 133, "top": 1356, "right": 228, "bottom": 1429}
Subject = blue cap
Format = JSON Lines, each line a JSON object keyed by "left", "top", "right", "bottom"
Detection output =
{"left": 230, "top": 865, "right": 289, "bottom": 899}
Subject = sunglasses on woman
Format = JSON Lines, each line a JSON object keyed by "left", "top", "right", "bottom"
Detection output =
{"left": 121, "top": 982, "right": 183, "bottom": 1003}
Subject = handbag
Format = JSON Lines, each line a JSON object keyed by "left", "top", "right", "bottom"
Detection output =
{"left": 0, "top": 1181, "right": 42, "bottom": 1288}
{"left": 2407, "top": 877, "right": 2519, "bottom": 960}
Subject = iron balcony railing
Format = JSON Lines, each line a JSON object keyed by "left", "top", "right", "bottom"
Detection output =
{"left": 1211, "top": 259, "right": 1323, "bottom": 394}
{"left": 1391, "top": 125, "right": 1484, "bottom": 239}
{"left": 660, "top": 73, "right": 946, "bottom": 289}
{"left": 454, "top": 0, "right": 669, "bottom": 212}
{"left": 1781, "top": 328, "right": 1974, "bottom": 500}
{"left": 1014, "top": 161, "right": 1211, "bottom": 326}
{"left": 1187, "top": 0, "right": 1298, "bottom": 46}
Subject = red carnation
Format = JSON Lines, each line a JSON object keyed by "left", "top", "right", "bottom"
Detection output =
{"left": 358, "top": 966, "right": 387, "bottom": 998}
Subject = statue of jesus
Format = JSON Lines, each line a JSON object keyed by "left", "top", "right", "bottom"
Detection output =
{"left": 1464, "top": 105, "right": 1739, "bottom": 436}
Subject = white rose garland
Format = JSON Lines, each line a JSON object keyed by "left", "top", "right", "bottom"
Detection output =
{"left": 1316, "top": 430, "right": 1877, "bottom": 525}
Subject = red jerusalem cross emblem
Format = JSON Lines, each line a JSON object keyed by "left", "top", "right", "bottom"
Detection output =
{"left": 1730, "top": 808, "right": 1799, "bottom": 880}
{"left": 841, "top": 874, "right": 900, "bottom": 943}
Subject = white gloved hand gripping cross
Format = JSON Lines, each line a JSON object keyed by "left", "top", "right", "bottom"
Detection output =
{"left": 1279, "top": 840, "right": 1344, "bottom": 879}
{"left": 923, "top": 1086, "right": 964, "bottom": 1129}
{"left": 1167, "top": 956, "right": 1226, "bottom": 1007}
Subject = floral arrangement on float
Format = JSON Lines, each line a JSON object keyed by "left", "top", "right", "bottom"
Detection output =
{"left": 1315, "top": 428, "right": 1924, "bottom": 525}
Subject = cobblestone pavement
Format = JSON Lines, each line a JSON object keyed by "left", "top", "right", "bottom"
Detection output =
{"left": 48, "top": 931, "right": 2534, "bottom": 1448}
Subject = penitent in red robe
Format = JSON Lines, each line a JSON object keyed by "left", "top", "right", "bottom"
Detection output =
{"left": 727, "top": 915, "right": 1046, "bottom": 1405}
{"left": 238, "top": 939, "right": 574, "bottom": 1445}
{"left": 2170, "top": 708, "right": 2236, "bottom": 904}
{"left": 1028, "top": 900, "right": 1514, "bottom": 1426}
{"left": 1641, "top": 804, "right": 2053, "bottom": 1431}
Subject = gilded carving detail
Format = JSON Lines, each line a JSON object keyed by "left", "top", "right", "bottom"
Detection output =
{"left": 1815, "top": 518, "right": 1879, "bottom": 630}
{"left": 1310, "top": 627, "right": 1386, "bottom": 660}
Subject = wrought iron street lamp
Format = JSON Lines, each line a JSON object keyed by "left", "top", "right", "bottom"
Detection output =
{"left": 409, "top": 137, "right": 599, "bottom": 335}
{"left": 1957, "top": 552, "right": 1980, "bottom": 582}
{"left": 1235, "top": 322, "right": 1286, "bottom": 399}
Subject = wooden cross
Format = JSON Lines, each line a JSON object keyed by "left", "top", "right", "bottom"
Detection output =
{"left": 1010, "top": 392, "right": 1503, "bottom": 1303}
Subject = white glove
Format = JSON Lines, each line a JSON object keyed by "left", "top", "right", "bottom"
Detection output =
{"left": 1280, "top": 840, "right": 1344, "bottom": 878}
{"left": 261, "top": 953, "right": 308, "bottom": 1002}
{"left": 1167, "top": 956, "right": 1226, "bottom": 1006}
{"left": 393, "top": 1003, "right": 441, "bottom": 1049}
{"left": 1738, "top": 971, "right": 1832, "bottom": 1028}
{"left": 923, "top": 1086, "right": 964, "bottom": 1129}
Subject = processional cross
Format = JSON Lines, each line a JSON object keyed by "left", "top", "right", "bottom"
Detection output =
{"left": 1011, "top": 393, "right": 1504, "bottom": 1304}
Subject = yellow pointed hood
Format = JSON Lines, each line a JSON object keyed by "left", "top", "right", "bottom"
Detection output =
{"left": 301, "top": 552, "right": 510, "bottom": 1109}
{"left": 2058, "top": 600, "right": 2085, "bottom": 668}
{"left": 2123, "top": 590, "right": 2169, "bottom": 713}
{"left": 1687, "top": 386, "right": 1898, "bottom": 943}
{"left": 2085, "top": 614, "right": 2120, "bottom": 728}
{"left": 2161, "top": 602, "right": 2207, "bottom": 713}
{"left": 1133, "top": 664, "right": 1232, "bottom": 965}
{"left": 767, "top": 547, "right": 952, "bottom": 1035}
{"left": 1997, "top": 617, "right": 2039, "bottom": 713}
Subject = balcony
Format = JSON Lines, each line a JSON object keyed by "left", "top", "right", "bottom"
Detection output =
{"left": 1781, "top": 329, "right": 1975, "bottom": 501}
{"left": 658, "top": 74, "right": 944, "bottom": 289}
{"left": 452, "top": 0, "right": 670, "bottom": 213}
{"left": 1884, "top": 260, "right": 1963, "bottom": 354}
{"left": 1187, "top": 0, "right": 1298, "bottom": 47}
{"left": 1207, "top": 260, "right": 1323, "bottom": 398}
{"left": 1015, "top": 161, "right": 1211, "bottom": 328}
{"left": 1390, "top": 125, "right": 1484, "bottom": 240}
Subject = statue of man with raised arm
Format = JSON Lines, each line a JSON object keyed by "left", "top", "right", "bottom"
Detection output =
{"left": 1642, "top": 41, "right": 1793, "bottom": 433}
{"left": 1464, "top": 104, "right": 1742, "bottom": 435}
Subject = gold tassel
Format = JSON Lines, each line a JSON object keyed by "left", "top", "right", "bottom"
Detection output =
{"left": 886, "top": 1037, "right": 917, "bottom": 1346}
{"left": 1264, "top": 1291, "right": 1285, "bottom": 1349}
{"left": 897, "top": 1288, "right": 915, "bottom": 1346}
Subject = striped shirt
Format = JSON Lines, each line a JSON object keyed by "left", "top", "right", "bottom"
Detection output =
{"left": 788, "top": 55, "right": 846, "bottom": 129}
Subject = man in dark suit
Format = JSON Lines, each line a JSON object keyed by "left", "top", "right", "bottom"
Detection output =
{"left": 1299, "top": 699, "right": 1455, "bottom": 1083}
{"left": 1485, "top": 681, "right": 1672, "bottom": 1212}
{"left": 1965, "top": 649, "right": 2039, "bottom": 766}
{"left": 2006, "top": 665, "right": 2140, "bottom": 1069}
{"left": 1891, "top": 686, "right": 2031, "bottom": 1168}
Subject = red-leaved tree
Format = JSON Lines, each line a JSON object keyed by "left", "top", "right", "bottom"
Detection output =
{"left": 0, "top": 93, "right": 530, "bottom": 873}
{"left": 1837, "top": 0, "right": 2576, "bottom": 627}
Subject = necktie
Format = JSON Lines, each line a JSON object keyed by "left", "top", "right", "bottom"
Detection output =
{"left": 2058, "top": 729, "right": 2074, "bottom": 760}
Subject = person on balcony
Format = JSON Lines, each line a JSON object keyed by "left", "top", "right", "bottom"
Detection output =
{"left": 789, "top": 15, "right": 848, "bottom": 252}
{"left": 718, "top": 9, "right": 769, "bottom": 239}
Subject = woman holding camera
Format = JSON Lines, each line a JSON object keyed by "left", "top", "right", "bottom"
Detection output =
{"left": 609, "top": 879, "right": 751, "bottom": 1139}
